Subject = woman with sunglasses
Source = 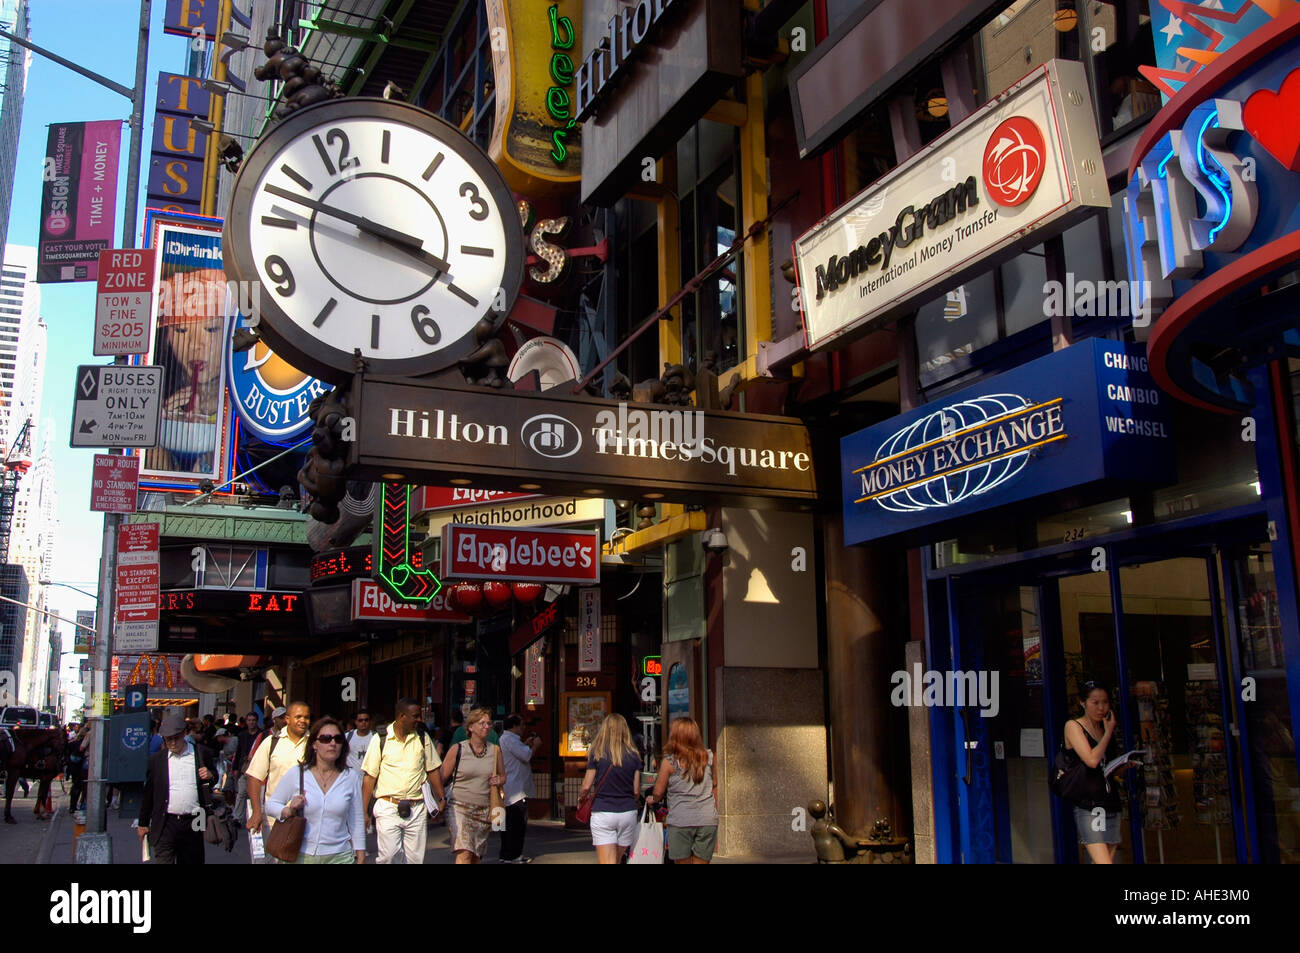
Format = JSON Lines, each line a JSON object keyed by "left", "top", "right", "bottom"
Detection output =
{"left": 267, "top": 717, "right": 366, "bottom": 864}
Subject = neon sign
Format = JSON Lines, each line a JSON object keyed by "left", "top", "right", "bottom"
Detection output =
{"left": 546, "top": 4, "right": 578, "bottom": 164}
{"left": 248, "top": 592, "right": 299, "bottom": 612}
{"left": 374, "top": 483, "right": 442, "bottom": 605}
{"left": 310, "top": 546, "right": 374, "bottom": 584}
{"left": 1123, "top": 97, "right": 1258, "bottom": 317}
{"left": 642, "top": 655, "right": 662, "bottom": 676}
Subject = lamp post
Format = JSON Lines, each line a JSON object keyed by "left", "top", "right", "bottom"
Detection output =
{"left": 1, "top": 0, "right": 153, "bottom": 862}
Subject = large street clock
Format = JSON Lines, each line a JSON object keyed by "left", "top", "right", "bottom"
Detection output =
{"left": 224, "top": 98, "right": 524, "bottom": 383}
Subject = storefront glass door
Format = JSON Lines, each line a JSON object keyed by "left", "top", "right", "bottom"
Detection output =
{"left": 969, "top": 582, "right": 1056, "bottom": 863}
{"left": 1053, "top": 566, "right": 1139, "bottom": 863}
{"left": 1225, "top": 545, "right": 1300, "bottom": 863}
{"left": 1117, "top": 557, "right": 1240, "bottom": 864}
{"left": 949, "top": 543, "right": 1279, "bottom": 863}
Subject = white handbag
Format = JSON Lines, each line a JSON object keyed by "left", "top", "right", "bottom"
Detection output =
{"left": 627, "top": 804, "right": 664, "bottom": 864}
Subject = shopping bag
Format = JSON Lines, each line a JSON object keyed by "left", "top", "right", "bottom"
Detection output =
{"left": 627, "top": 804, "right": 664, "bottom": 865}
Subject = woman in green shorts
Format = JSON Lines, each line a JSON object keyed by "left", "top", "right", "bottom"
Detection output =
{"left": 646, "top": 717, "right": 718, "bottom": 864}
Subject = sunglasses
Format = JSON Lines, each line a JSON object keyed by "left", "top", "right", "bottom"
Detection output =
{"left": 316, "top": 734, "right": 343, "bottom": 744}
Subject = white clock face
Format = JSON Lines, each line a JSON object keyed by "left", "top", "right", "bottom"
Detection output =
{"left": 228, "top": 101, "right": 522, "bottom": 381}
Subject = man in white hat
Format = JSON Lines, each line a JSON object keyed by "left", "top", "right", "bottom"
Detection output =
{"left": 138, "top": 711, "right": 217, "bottom": 864}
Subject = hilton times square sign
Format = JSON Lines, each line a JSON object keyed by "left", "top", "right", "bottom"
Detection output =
{"left": 350, "top": 376, "right": 817, "bottom": 508}
{"left": 794, "top": 59, "right": 1110, "bottom": 350}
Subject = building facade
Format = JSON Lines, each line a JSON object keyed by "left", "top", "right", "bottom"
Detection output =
{"left": 0, "top": 0, "right": 29, "bottom": 271}
{"left": 14, "top": 432, "right": 55, "bottom": 706}
{"left": 190, "top": 0, "right": 1300, "bottom": 864}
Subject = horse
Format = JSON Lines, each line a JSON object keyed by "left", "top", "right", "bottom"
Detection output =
{"left": 0, "top": 727, "right": 66, "bottom": 823}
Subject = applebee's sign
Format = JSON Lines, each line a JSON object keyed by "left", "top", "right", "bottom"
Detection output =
{"left": 440, "top": 524, "right": 600, "bottom": 584}
{"left": 794, "top": 59, "right": 1108, "bottom": 351}
{"left": 351, "top": 579, "right": 470, "bottom": 622}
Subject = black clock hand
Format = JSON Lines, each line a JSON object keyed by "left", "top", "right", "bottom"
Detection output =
{"left": 264, "top": 184, "right": 454, "bottom": 273}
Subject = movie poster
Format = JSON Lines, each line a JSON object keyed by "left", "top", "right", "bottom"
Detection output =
{"left": 141, "top": 217, "right": 233, "bottom": 482}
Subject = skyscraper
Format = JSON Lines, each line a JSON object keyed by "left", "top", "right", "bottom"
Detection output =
{"left": 14, "top": 430, "right": 54, "bottom": 704}
{"left": 0, "top": 1, "right": 30, "bottom": 271}
{"left": 0, "top": 562, "right": 26, "bottom": 697}
{"left": 0, "top": 243, "right": 41, "bottom": 456}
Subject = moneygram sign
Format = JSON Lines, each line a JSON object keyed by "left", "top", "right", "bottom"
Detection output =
{"left": 794, "top": 59, "right": 1109, "bottom": 351}
{"left": 441, "top": 524, "right": 600, "bottom": 584}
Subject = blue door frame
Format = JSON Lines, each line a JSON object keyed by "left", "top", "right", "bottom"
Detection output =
{"left": 925, "top": 516, "right": 1276, "bottom": 863}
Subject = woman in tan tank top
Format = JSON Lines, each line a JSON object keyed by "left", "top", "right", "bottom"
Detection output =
{"left": 439, "top": 707, "right": 505, "bottom": 864}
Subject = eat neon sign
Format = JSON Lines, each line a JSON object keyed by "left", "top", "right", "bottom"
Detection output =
{"left": 248, "top": 592, "right": 299, "bottom": 612}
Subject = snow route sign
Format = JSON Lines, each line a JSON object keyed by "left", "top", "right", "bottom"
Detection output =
{"left": 90, "top": 454, "right": 141, "bottom": 513}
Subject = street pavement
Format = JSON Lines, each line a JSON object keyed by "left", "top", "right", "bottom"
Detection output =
{"left": 34, "top": 787, "right": 809, "bottom": 864}
{"left": 0, "top": 789, "right": 62, "bottom": 864}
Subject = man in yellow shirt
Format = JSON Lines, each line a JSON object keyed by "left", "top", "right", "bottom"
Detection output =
{"left": 245, "top": 701, "right": 310, "bottom": 836}
{"left": 362, "top": 698, "right": 444, "bottom": 864}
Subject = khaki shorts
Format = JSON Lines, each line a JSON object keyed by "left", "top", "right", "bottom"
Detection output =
{"left": 666, "top": 824, "right": 717, "bottom": 861}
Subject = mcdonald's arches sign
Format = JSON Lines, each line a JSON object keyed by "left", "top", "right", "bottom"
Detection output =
{"left": 110, "top": 654, "right": 198, "bottom": 695}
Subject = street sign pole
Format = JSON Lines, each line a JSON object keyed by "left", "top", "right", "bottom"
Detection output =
{"left": 84, "top": 0, "right": 151, "bottom": 862}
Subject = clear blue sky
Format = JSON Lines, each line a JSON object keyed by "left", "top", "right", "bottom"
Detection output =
{"left": 8, "top": 1, "right": 196, "bottom": 698}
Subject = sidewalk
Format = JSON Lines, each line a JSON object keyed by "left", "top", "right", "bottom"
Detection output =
{"left": 42, "top": 804, "right": 598, "bottom": 864}
{"left": 40, "top": 796, "right": 809, "bottom": 864}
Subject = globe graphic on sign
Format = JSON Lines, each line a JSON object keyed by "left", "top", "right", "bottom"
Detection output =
{"left": 870, "top": 394, "right": 1035, "bottom": 512}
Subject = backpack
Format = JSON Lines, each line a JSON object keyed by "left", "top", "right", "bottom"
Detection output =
{"left": 375, "top": 723, "right": 428, "bottom": 776}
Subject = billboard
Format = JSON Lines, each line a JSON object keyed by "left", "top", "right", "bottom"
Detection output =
{"left": 140, "top": 213, "right": 234, "bottom": 484}
{"left": 147, "top": 71, "right": 212, "bottom": 216}
{"left": 37, "top": 120, "right": 122, "bottom": 282}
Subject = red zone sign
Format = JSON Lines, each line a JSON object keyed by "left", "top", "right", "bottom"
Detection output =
{"left": 351, "top": 579, "right": 470, "bottom": 623}
{"left": 440, "top": 524, "right": 600, "bottom": 584}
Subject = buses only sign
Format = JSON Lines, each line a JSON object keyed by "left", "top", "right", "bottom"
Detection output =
{"left": 94, "top": 248, "right": 155, "bottom": 355}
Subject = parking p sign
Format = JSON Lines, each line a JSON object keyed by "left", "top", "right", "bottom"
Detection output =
{"left": 94, "top": 249, "right": 155, "bottom": 356}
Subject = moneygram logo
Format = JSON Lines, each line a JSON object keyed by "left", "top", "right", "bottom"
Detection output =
{"left": 982, "top": 117, "right": 1046, "bottom": 208}
{"left": 521, "top": 413, "right": 582, "bottom": 459}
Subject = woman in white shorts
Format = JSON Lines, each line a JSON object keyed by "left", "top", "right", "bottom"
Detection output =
{"left": 579, "top": 714, "right": 643, "bottom": 863}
